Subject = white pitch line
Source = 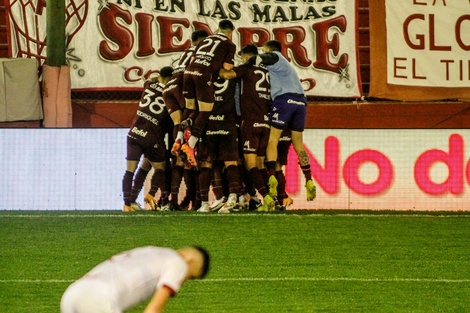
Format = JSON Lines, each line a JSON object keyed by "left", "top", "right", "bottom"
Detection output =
{"left": 0, "top": 213, "right": 469, "bottom": 218}
{"left": 1, "top": 277, "right": 469, "bottom": 284}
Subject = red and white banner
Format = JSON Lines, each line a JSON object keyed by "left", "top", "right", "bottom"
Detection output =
{"left": 386, "top": 0, "right": 470, "bottom": 87}
{"left": 369, "top": 1, "right": 470, "bottom": 101}
{"left": 5, "top": 0, "right": 362, "bottom": 97}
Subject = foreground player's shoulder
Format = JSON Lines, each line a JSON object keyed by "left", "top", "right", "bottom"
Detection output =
{"left": 233, "top": 63, "right": 252, "bottom": 76}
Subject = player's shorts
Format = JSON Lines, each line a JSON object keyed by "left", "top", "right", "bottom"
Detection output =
{"left": 197, "top": 126, "right": 239, "bottom": 162}
{"left": 162, "top": 79, "right": 185, "bottom": 115}
{"left": 126, "top": 134, "right": 166, "bottom": 163}
{"left": 182, "top": 68, "right": 215, "bottom": 103}
{"left": 269, "top": 93, "right": 307, "bottom": 132}
{"left": 240, "top": 120, "right": 270, "bottom": 157}
{"left": 277, "top": 129, "right": 292, "bottom": 166}
{"left": 61, "top": 279, "right": 118, "bottom": 313}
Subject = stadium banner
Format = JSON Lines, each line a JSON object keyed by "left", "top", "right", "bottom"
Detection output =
{"left": 1, "top": 128, "right": 469, "bottom": 211}
{"left": 4, "top": 0, "right": 362, "bottom": 98}
{"left": 369, "top": 1, "right": 470, "bottom": 101}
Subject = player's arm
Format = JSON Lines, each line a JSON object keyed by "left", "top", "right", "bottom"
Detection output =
{"left": 222, "top": 62, "right": 234, "bottom": 71}
{"left": 143, "top": 285, "right": 174, "bottom": 313}
{"left": 245, "top": 52, "right": 279, "bottom": 67}
{"left": 219, "top": 68, "right": 237, "bottom": 80}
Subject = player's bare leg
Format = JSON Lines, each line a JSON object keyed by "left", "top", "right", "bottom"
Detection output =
{"left": 291, "top": 130, "right": 316, "bottom": 201}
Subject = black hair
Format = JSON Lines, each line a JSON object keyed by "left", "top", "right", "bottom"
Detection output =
{"left": 241, "top": 44, "right": 258, "bottom": 56}
{"left": 218, "top": 19, "right": 235, "bottom": 31}
{"left": 191, "top": 29, "right": 209, "bottom": 42}
{"left": 264, "top": 40, "right": 282, "bottom": 52}
{"left": 192, "top": 245, "right": 210, "bottom": 279}
{"left": 159, "top": 66, "right": 174, "bottom": 78}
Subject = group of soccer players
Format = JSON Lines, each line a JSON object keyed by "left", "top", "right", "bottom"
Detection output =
{"left": 122, "top": 19, "right": 316, "bottom": 213}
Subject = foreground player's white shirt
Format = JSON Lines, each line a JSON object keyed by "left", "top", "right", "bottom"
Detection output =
{"left": 83, "top": 246, "right": 188, "bottom": 310}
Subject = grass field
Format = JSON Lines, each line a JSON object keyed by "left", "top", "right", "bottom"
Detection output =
{"left": 0, "top": 210, "right": 469, "bottom": 312}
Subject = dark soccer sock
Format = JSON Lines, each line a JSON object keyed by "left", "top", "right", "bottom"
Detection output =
{"left": 260, "top": 168, "right": 269, "bottom": 186}
{"left": 150, "top": 169, "right": 164, "bottom": 197}
{"left": 250, "top": 167, "right": 268, "bottom": 197}
{"left": 170, "top": 165, "right": 184, "bottom": 203}
{"left": 226, "top": 165, "right": 240, "bottom": 196}
{"left": 198, "top": 167, "right": 211, "bottom": 202}
{"left": 122, "top": 170, "right": 134, "bottom": 206}
{"left": 275, "top": 170, "right": 287, "bottom": 201}
{"left": 300, "top": 164, "right": 312, "bottom": 182}
{"left": 183, "top": 168, "right": 197, "bottom": 204}
{"left": 211, "top": 163, "right": 224, "bottom": 200}
{"left": 130, "top": 167, "right": 150, "bottom": 203}
{"left": 242, "top": 165, "right": 256, "bottom": 196}
{"left": 265, "top": 161, "right": 276, "bottom": 177}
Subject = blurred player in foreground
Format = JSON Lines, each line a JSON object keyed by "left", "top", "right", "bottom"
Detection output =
{"left": 60, "top": 245, "right": 210, "bottom": 313}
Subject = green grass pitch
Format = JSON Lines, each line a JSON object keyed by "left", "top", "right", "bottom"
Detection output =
{"left": 0, "top": 210, "right": 469, "bottom": 312}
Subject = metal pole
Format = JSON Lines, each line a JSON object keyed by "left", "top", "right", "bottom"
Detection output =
{"left": 46, "top": 0, "right": 66, "bottom": 66}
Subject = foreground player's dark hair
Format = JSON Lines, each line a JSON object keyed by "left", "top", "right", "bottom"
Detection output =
{"left": 191, "top": 29, "right": 209, "bottom": 42}
{"left": 219, "top": 19, "right": 235, "bottom": 31}
{"left": 159, "top": 66, "right": 174, "bottom": 78}
{"left": 241, "top": 44, "right": 258, "bottom": 56}
{"left": 192, "top": 246, "right": 211, "bottom": 279}
{"left": 264, "top": 40, "right": 282, "bottom": 52}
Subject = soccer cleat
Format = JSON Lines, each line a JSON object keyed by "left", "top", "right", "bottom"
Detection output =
{"left": 171, "top": 139, "right": 182, "bottom": 156}
{"left": 122, "top": 205, "right": 135, "bottom": 212}
{"left": 179, "top": 196, "right": 191, "bottom": 211}
{"left": 249, "top": 196, "right": 262, "bottom": 211}
{"left": 144, "top": 194, "right": 158, "bottom": 211}
{"left": 130, "top": 202, "right": 143, "bottom": 211}
{"left": 160, "top": 201, "right": 180, "bottom": 211}
{"left": 283, "top": 196, "right": 294, "bottom": 207}
{"left": 218, "top": 194, "right": 239, "bottom": 214}
{"left": 257, "top": 194, "right": 275, "bottom": 212}
{"left": 275, "top": 196, "right": 293, "bottom": 211}
{"left": 219, "top": 193, "right": 239, "bottom": 213}
{"left": 268, "top": 175, "right": 278, "bottom": 198}
{"left": 158, "top": 193, "right": 170, "bottom": 209}
{"left": 197, "top": 202, "right": 211, "bottom": 213}
{"left": 181, "top": 143, "right": 197, "bottom": 167}
{"left": 159, "top": 203, "right": 171, "bottom": 211}
{"left": 306, "top": 179, "right": 316, "bottom": 201}
{"left": 168, "top": 201, "right": 182, "bottom": 211}
{"left": 210, "top": 196, "right": 226, "bottom": 212}
{"left": 238, "top": 193, "right": 250, "bottom": 211}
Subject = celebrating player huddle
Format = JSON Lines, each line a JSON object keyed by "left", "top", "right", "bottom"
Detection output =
{"left": 122, "top": 20, "right": 316, "bottom": 213}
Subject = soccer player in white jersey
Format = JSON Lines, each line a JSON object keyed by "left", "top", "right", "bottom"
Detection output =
{"left": 60, "top": 246, "right": 210, "bottom": 313}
